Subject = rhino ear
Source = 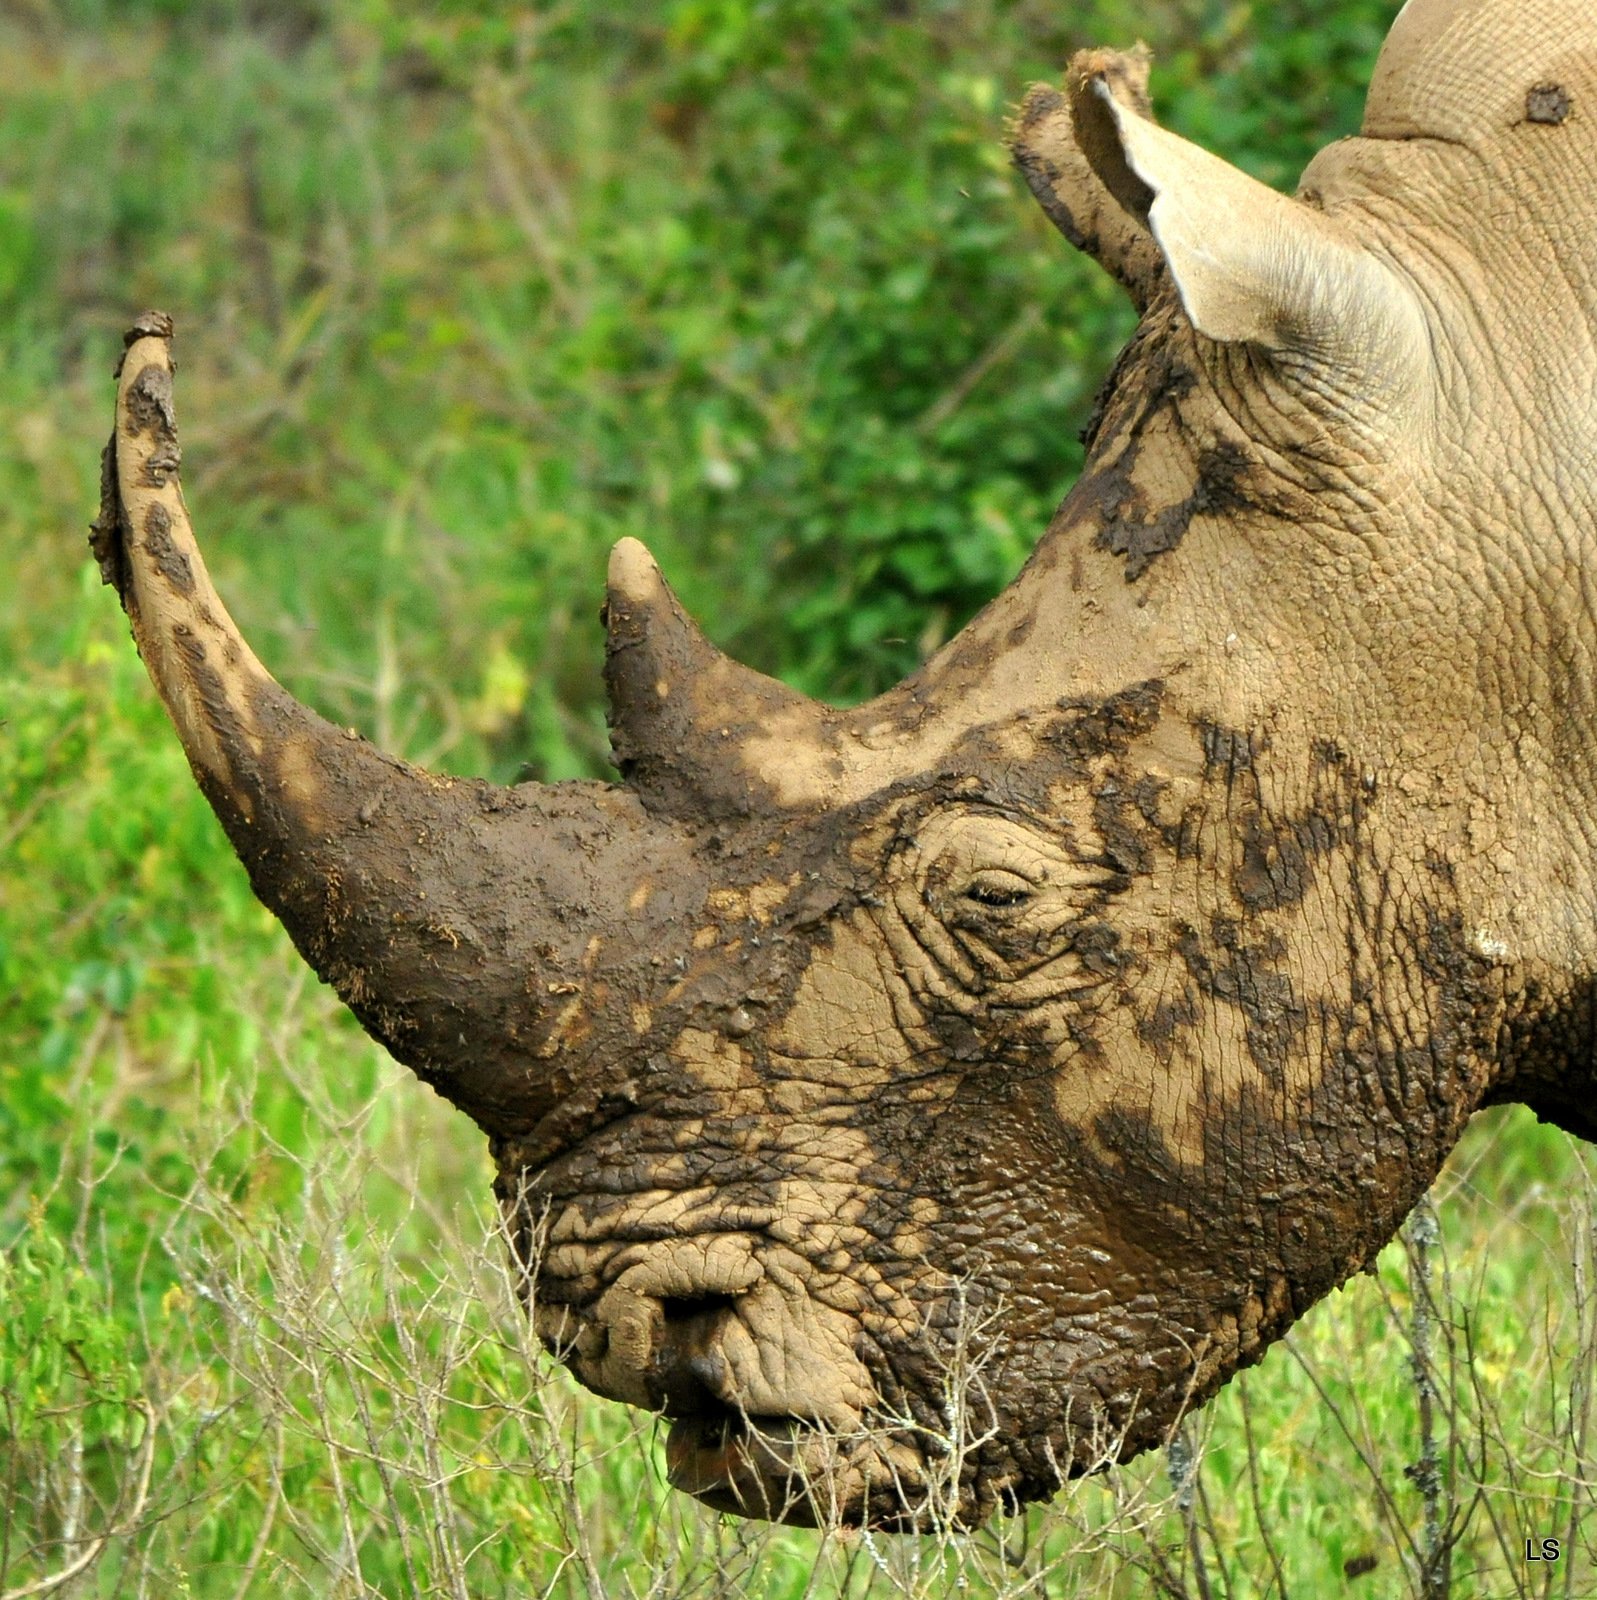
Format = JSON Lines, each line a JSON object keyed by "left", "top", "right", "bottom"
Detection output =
{"left": 1011, "top": 49, "right": 1167, "bottom": 310}
{"left": 1081, "top": 67, "right": 1423, "bottom": 370}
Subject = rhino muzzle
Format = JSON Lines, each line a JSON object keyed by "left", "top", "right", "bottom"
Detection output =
{"left": 529, "top": 1247, "right": 929, "bottom": 1526}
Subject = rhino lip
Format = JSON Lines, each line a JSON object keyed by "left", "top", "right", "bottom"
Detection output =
{"left": 664, "top": 1405, "right": 944, "bottom": 1529}
{"left": 664, "top": 1406, "right": 796, "bottom": 1514}
{"left": 664, "top": 1407, "right": 849, "bottom": 1525}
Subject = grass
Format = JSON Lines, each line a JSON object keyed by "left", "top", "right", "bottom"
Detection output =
{"left": 4, "top": 0, "right": 1596, "bottom": 1594}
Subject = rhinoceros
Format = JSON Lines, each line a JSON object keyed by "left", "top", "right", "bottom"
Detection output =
{"left": 91, "top": 0, "right": 1597, "bottom": 1529}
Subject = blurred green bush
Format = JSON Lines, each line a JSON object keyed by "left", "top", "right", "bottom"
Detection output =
{"left": 0, "top": 0, "right": 1396, "bottom": 778}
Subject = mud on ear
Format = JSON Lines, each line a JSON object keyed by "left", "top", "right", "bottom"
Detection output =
{"left": 1011, "top": 48, "right": 1167, "bottom": 310}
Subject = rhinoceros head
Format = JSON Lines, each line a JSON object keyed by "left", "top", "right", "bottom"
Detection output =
{"left": 96, "top": 0, "right": 1597, "bottom": 1527}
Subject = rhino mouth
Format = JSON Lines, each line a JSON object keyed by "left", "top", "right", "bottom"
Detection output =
{"left": 528, "top": 1222, "right": 961, "bottom": 1524}
{"left": 664, "top": 1405, "right": 917, "bottom": 1528}
{"left": 664, "top": 1407, "right": 815, "bottom": 1521}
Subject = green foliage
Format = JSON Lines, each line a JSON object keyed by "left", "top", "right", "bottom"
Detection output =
{"left": 3, "top": 0, "right": 1400, "bottom": 772}
{"left": 5, "top": 0, "right": 1597, "bottom": 1594}
{"left": 0, "top": 1209, "right": 147, "bottom": 1452}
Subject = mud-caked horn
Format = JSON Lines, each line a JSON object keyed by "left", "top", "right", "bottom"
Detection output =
{"left": 93, "top": 317, "right": 698, "bottom": 1137}
{"left": 602, "top": 537, "right": 841, "bottom": 819}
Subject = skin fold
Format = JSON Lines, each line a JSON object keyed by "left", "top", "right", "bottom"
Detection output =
{"left": 96, "top": 0, "right": 1597, "bottom": 1528}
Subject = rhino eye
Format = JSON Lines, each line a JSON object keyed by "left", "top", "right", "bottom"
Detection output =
{"left": 961, "top": 870, "right": 1035, "bottom": 910}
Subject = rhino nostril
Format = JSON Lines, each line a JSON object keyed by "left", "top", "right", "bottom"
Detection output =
{"left": 659, "top": 1292, "right": 737, "bottom": 1324}
{"left": 649, "top": 1293, "right": 739, "bottom": 1416}
{"left": 652, "top": 1348, "right": 730, "bottom": 1418}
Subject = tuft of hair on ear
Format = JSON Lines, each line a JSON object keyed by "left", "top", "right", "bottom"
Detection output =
{"left": 1009, "top": 46, "right": 1166, "bottom": 312}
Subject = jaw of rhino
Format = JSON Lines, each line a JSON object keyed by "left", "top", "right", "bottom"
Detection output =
{"left": 97, "top": 0, "right": 1597, "bottom": 1530}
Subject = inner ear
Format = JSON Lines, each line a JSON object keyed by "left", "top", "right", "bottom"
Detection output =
{"left": 1079, "top": 62, "right": 1432, "bottom": 391}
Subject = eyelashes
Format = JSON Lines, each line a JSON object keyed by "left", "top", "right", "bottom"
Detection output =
{"left": 959, "top": 870, "right": 1036, "bottom": 911}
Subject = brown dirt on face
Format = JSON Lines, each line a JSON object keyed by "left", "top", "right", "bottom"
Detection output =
{"left": 140, "top": 503, "right": 193, "bottom": 593}
{"left": 1526, "top": 83, "right": 1573, "bottom": 124}
{"left": 88, "top": 437, "right": 126, "bottom": 593}
{"left": 1064, "top": 297, "right": 1278, "bottom": 584}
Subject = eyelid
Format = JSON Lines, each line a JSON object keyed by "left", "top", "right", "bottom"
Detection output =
{"left": 961, "top": 868, "right": 1036, "bottom": 906}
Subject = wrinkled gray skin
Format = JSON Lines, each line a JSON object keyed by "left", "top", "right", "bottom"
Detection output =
{"left": 96, "top": 0, "right": 1597, "bottom": 1528}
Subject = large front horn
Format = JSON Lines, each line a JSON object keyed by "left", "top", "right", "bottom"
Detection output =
{"left": 93, "top": 316, "right": 694, "bottom": 1138}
